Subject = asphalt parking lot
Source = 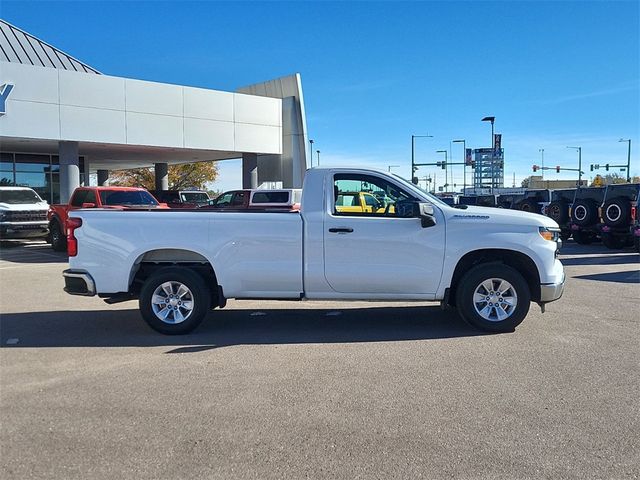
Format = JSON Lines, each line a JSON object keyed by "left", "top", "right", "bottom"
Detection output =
{"left": 1, "top": 240, "right": 639, "bottom": 479}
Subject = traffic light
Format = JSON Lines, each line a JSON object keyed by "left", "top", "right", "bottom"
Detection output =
{"left": 470, "top": 160, "right": 475, "bottom": 168}
{"left": 441, "top": 161, "right": 446, "bottom": 170}
{"left": 605, "top": 164, "right": 610, "bottom": 171}
{"left": 412, "top": 176, "right": 418, "bottom": 185}
{"left": 590, "top": 164, "right": 594, "bottom": 172}
{"left": 556, "top": 166, "right": 561, "bottom": 173}
{"left": 532, "top": 165, "right": 538, "bottom": 172}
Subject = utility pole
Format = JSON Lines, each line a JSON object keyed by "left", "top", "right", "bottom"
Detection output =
{"left": 539, "top": 148, "right": 545, "bottom": 180}
{"left": 309, "top": 139, "right": 314, "bottom": 167}
{"left": 619, "top": 139, "right": 632, "bottom": 182}
{"left": 316, "top": 150, "right": 320, "bottom": 166}
{"left": 411, "top": 134, "right": 433, "bottom": 183}
{"left": 567, "top": 146, "right": 582, "bottom": 187}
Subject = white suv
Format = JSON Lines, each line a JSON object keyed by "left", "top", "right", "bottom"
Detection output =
{"left": 0, "top": 186, "right": 49, "bottom": 239}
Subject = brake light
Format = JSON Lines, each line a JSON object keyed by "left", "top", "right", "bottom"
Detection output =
{"left": 632, "top": 206, "right": 637, "bottom": 221}
{"left": 66, "top": 217, "right": 82, "bottom": 257}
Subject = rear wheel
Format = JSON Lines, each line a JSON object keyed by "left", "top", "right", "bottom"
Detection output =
{"left": 139, "top": 267, "right": 211, "bottom": 335}
{"left": 572, "top": 230, "right": 593, "bottom": 245}
{"left": 518, "top": 199, "right": 538, "bottom": 213}
{"left": 601, "top": 233, "right": 626, "bottom": 250}
{"left": 455, "top": 264, "right": 531, "bottom": 333}
{"left": 547, "top": 200, "right": 568, "bottom": 224}
{"left": 50, "top": 220, "right": 66, "bottom": 252}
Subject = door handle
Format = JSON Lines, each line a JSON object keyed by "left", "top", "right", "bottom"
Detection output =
{"left": 328, "top": 227, "right": 354, "bottom": 233}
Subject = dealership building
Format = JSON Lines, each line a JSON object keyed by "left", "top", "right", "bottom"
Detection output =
{"left": 0, "top": 19, "right": 309, "bottom": 203}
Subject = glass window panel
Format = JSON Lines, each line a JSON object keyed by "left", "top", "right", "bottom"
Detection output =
{"left": 0, "top": 172, "right": 14, "bottom": 186}
{"left": 1, "top": 152, "right": 14, "bottom": 170}
{"left": 16, "top": 171, "right": 47, "bottom": 188}
{"left": 15, "top": 154, "right": 50, "bottom": 173}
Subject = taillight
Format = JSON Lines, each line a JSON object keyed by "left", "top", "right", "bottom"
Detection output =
{"left": 632, "top": 206, "right": 637, "bottom": 221}
{"left": 66, "top": 217, "right": 82, "bottom": 257}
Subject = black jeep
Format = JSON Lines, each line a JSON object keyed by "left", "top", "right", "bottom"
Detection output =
{"left": 545, "top": 188, "right": 576, "bottom": 241}
{"left": 597, "top": 183, "right": 640, "bottom": 250}
{"left": 569, "top": 187, "right": 605, "bottom": 245}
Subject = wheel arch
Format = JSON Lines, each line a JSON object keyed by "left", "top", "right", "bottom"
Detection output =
{"left": 128, "top": 248, "right": 223, "bottom": 307}
{"left": 447, "top": 249, "right": 541, "bottom": 306}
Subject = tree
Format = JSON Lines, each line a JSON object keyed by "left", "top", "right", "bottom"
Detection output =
{"left": 110, "top": 162, "right": 218, "bottom": 190}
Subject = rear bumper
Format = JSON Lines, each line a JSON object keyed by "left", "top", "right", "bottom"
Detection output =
{"left": 63, "top": 269, "right": 96, "bottom": 296}
{"left": 540, "top": 273, "right": 565, "bottom": 303}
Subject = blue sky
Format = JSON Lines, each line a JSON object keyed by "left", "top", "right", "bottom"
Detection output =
{"left": 2, "top": 0, "right": 638, "bottom": 191}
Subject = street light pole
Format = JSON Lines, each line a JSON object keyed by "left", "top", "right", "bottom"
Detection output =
{"left": 411, "top": 134, "right": 433, "bottom": 183}
{"left": 453, "top": 139, "right": 466, "bottom": 194}
{"left": 567, "top": 146, "right": 583, "bottom": 187}
{"left": 539, "top": 148, "right": 545, "bottom": 180}
{"left": 619, "top": 138, "right": 631, "bottom": 182}
{"left": 387, "top": 164, "right": 400, "bottom": 172}
{"left": 482, "top": 116, "right": 496, "bottom": 192}
{"left": 309, "top": 139, "right": 314, "bottom": 167}
{"left": 316, "top": 150, "right": 320, "bottom": 166}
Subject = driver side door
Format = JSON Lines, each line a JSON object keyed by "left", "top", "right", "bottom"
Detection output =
{"left": 323, "top": 173, "right": 445, "bottom": 295}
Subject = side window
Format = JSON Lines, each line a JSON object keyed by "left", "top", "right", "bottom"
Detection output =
{"left": 333, "top": 174, "right": 415, "bottom": 217}
{"left": 70, "top": 190, "right": 87, "bottom": 207}
{"left": 231, "top": 192, "right": 247, "bottom": 206}
{"left": 84, "top": 190, "right": 97, "bottom": 205}
{"left": 215, "top": 193, "right": 233, "bottom": 206}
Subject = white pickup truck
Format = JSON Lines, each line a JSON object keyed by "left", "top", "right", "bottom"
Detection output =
{"left": 63, "top": 168, "right": 565, "bottom": 334}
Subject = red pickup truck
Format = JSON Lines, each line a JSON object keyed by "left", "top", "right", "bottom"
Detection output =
{"left": 48, "top": 186, "right": 165, "bottom": 251}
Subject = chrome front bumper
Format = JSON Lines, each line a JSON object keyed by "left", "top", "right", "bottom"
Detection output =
{"left": 63, "top": 269, "right": 96, "bottom": 296}
{"left": 540, "top": 273, "right": 565, "bottom": 303}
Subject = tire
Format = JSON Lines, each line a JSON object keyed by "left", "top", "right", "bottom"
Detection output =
{"left": 572, "top": 230, "right": 593, "bottom": 245}
{"left": 602, "top": 197, "right": 631, "bottom": 228}
{"left": 50, "top": 220, "right": 66, "bottom": 252}
{"left": 139, "top": 267, "right": 211, "bottom": 335}
{"left": 518, "top": 199, "right": 538, "bottom": 213}
{"left": 634, "top": 234, "right": 640, "bottom": 254}
{"left": 547, "top": 200, "right": 568, "bottom": 224}
{"left": 571, "top": 199, "right": 597, "bottom": 226}
{"left": 455, "top": 263, "right": 531, "bottom": 333}
{"left": 601, "top": 233, "right": 626, "bottom": 250}
{"left": 560, "top": 230, "right": 571, "bottom": 241}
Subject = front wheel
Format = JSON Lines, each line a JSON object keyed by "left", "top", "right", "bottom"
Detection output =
{"left": 572, "top": 230, "right": 593, "bottom": 245}
{"left": 139, "top": 267, "right": 211, "bottom": 335}
{"left": 455, "top": 264, "right": 531, "bottom": 333}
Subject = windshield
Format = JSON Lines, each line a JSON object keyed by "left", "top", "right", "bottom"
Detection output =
{"left": 0, "top": 189, "right": 43, "bottom": 204}
{"left": 181, "top": 192, "right": 209, "bottom": 204}
{"left": 390, "top": 173, "right": 449, "bottom": 207}
{"left": 99, "top": 190, "right": 159, "bottom": 206}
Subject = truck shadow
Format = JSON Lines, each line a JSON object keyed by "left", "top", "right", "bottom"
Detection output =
{"left": 0, "top": 306, "right": 489, "bottom": 351}
{"left": 573, "top": 270, "right": 640, "bottom": 284}
{"left": 561, "top": 253, "right": 640, "bottom": 267}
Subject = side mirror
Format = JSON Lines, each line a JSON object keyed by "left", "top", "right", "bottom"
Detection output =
{"left": 81, "top": 202, "right": 96, "bottom": 208}
{"left": 417, "top": 203, "right": 437, "bottom": 228}
{"left": 397, "top": 201, "right": 437, "bottom": 227}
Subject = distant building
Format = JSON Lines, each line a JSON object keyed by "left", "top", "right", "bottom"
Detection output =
{"left": 528, "top": 176, "right": 587, "bottom": 189}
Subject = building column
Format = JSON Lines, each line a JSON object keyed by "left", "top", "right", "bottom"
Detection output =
{"left": 97, "top": 170, "right": 109, "bottom": 186}
{"left": 155, "top": 163, "right": 168, "bottom": 191}
{"left": 59, "top": 141, "right": 80, "bottom": 203}
{"left": 242, "top": 153, "right": 258, "bottom": 189}
{"left": 82, "top": 161, "right": 91, "bottom": 186}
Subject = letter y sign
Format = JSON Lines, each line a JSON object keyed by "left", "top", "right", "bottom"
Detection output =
{"left": 0, "top": 83, "right": 14, "bottom": 116}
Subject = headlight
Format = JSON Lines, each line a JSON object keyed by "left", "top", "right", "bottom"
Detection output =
{"left": 539, "top": 226, "right": 560, "bottom": 242}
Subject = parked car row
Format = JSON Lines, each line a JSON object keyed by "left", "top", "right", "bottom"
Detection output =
{"left": 443, "top": 183, "right": 640, "bottom": 251}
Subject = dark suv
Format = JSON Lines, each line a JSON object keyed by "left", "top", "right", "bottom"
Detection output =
{"left": 458, "top": 194, "right": 498, "bottom": 208}
{"left": 597, "top": 183, "right": 640, "bottom": 249}
{"left": 569, "top": 187, "right": 605, "bottom": 244}
{"left": 545, "top": 188, "right": 576, "bottom": 240}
